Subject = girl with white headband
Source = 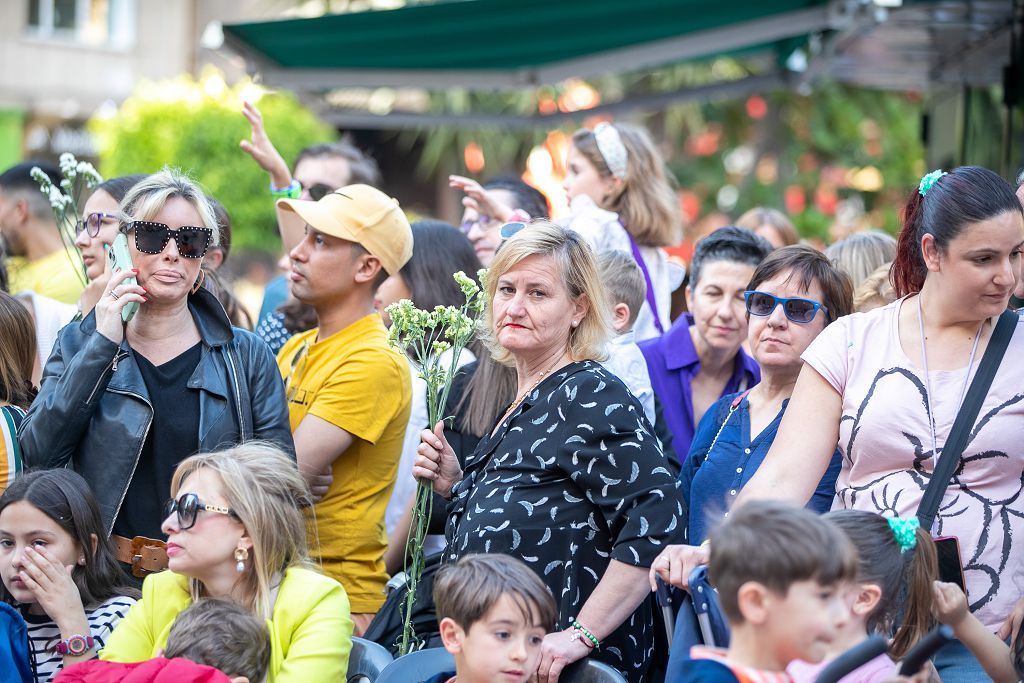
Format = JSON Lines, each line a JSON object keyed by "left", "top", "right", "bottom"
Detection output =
{"left": 563, "top": 122, "right": 682, "bottom": 341}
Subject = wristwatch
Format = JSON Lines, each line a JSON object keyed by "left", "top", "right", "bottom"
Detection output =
{"left": 54, "top": 634, "right": 95, "bottom": 656}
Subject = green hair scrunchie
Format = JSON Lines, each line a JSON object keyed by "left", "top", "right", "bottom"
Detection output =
{"left": 918, "top": 169, "right": 947, "bottom": 196}
{"left": 887, "top": 516, "right": 920, "bottom": 553}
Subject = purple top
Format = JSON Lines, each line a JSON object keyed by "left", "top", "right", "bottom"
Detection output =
{"left": 639, "top": 315, "right": 760, "bottom": 461}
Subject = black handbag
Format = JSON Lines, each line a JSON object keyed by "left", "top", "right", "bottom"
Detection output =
{"left": 915, "top": 309, "right": 1017, "bottom": 529}
{"left": 362, "top": 552, "right": 445, "bottom": 656}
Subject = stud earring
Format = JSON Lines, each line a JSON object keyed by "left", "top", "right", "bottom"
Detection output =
{"left": 234, "top": 547, "right": 249, "bottom": 573}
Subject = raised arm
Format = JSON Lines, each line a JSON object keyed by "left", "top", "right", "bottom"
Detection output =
{"left": 239, "top": 101, "right": 306, "bottom": 251}
{"left": 734, "top": 363, "right": 843, "bottom": 507}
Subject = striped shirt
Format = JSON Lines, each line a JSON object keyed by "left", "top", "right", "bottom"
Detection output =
{"left": 0, "top": 405, "right": 26, "bottom": 494}
{"left": 23, "top": 595, "right": 136, "bottom": 682}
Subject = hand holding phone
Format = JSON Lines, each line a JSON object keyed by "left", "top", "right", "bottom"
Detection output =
{"left": 106, "top": 233, "right": 139, "bottom": 323}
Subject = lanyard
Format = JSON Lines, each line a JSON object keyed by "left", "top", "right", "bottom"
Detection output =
{"left": 622, "top": 223, "right": 665, "bottom": 335}
{"left": 917, "top": 295, "right": 982, "bottom": 471}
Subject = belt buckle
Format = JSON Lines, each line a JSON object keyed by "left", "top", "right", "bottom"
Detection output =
{"left": 129, "top": 536, "right": 167, "bottom": 578}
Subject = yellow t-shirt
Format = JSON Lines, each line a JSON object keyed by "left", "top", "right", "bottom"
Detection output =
{"left": 277, "top": 314, "right": 411, "bottom": 613}
{"left": 7, "top": 250, "right": 85, "bottom": 304}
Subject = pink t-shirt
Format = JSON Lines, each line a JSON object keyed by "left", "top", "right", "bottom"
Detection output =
{"left": 802, "top": 298, "right": 1024, "bottom": 630}
{"left": 787, "top": 653, "right": 895, "bottom": 682}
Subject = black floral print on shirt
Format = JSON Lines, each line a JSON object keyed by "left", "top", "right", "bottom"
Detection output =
{"left": 445, "top": 361, "right": 685, "bottom": 682}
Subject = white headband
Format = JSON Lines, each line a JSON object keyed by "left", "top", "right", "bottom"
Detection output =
{"left": 593, "top": 122, "right": 628, "bottom": 180}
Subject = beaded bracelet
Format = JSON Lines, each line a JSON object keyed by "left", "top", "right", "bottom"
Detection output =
{"left": 270, "top": 179, "right": 301, "bottom": 199}
{"left": 569, "top": 618, "right": 600, "bottom": 650}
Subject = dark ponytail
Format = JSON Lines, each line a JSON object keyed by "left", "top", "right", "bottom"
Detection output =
{"left": 826, "top": 511, "right": 937, "bottom": 659}
{"left": 891, "top": 166, "right": 1023, "bottom": 297}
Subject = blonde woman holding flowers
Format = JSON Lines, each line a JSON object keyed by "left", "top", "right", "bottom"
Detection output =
{"left": 414, "top": 221, "right": 684, "bottom": 682}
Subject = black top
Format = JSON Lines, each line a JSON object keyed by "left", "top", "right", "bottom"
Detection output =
{"left": 113, "top": 343, "right": 201, "bottom": 540}
{"left": 444, "top": 361, "right": 685, "bottom": 682}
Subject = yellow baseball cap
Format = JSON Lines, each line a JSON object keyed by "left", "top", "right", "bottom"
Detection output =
{"left": 277, "top": 184, "right": 413, "bottom": 276}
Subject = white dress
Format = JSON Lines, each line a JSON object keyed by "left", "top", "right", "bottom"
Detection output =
{"left": 559, "top": 195, "right": 681, "bottom": 341}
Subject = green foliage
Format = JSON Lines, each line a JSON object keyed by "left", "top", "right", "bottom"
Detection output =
{"left": 89, "top": 68, "right": 335, "bottom": 252}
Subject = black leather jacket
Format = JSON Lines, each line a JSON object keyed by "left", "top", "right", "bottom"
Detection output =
{"left": 20, "top": 288, "right": 295, "bottom": 534}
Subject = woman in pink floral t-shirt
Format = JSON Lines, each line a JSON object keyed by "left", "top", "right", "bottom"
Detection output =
{"left": 738, "top": 166, "right": 1024, "bottom": 681}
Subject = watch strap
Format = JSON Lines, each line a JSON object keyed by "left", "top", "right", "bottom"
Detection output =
{"left": 55, "top": 634, "right": 95, "bottom": 656}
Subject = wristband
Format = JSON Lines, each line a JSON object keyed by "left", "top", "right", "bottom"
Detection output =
{"left": 569, "top": 618, "right": 600, "bottom": 650}
{"left": 270, "top": 179, "right": 301, "bottom": 199}
{"left": 54, "top": 634, "right": 95, "bottom": 656}
{"left": 507, "top": 209, "right": 531, "bottom": 223}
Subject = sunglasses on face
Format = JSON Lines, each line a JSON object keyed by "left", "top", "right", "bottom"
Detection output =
{"left": 460, "top": 215, "right": 494, "bottom": 233}
{"left": 76, "top": 212, "right": 118, "bottom": 238}
{"left": 163, "top": 493, "right": 237, "bottom": 531}
{"left": 744, "top": 290, "right": 829, "bottom": 324}
{"left": 127, "top": 221, "right": 213, "bottom": 259}
{"left": 300, "top": 182, "right": 334, "bottom": 201}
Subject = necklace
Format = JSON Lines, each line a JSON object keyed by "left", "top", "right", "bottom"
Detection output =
{"left": 498, "top": 365, "right": 557, "bottom": 427}
{"left": 916, "top": 294, "right": 984, "bottom": 473}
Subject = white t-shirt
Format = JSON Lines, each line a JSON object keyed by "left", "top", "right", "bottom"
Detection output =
{"left": 802, "top": 298, "right": 1024, "bottom": 630}
{"left": 386, "top": 348, "right": 476, "bottom": 556}
{"left": 560, "top": 195, "right": 681, "bottom": 342}
{"left": 602, "top": 331, "right": 655, "bottom": 425}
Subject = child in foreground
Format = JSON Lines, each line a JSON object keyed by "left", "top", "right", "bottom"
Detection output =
{"left": 58, "top": 598, "right": 270, "bottom": 683}
{"left": 426, "top": 553, "right": 557, "bottom": 683}
{"left": 788, "top": 511, "right": 938, "bottom": 682}
{"left": 0, "top": 469, "right": 137, "bottom": 682}
{"left": 678, "top": 500, "right": 858, "bottom": 682}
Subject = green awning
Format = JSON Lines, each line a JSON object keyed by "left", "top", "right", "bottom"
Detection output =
{"left": 224, "top": 0, "right": 839, "bottom": 90}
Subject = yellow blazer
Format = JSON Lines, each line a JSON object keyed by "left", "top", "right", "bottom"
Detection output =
{"left": 100, "top": 566, "right": 352, "bottom": 682}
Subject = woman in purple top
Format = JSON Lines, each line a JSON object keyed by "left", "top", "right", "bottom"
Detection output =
{"left": 640, "top": 227, "right": 771, "bottom": 460}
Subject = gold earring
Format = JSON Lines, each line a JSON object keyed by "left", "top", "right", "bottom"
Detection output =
{"left": 191, "top": 269, "right": 206, "bottom": 295}
{"left": 234, "top": 547, "right": 249, "bottom": 573}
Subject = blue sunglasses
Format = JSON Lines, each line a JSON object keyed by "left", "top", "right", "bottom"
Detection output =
{"left": 744, "top": 290, "right": 829, "bottom": 324}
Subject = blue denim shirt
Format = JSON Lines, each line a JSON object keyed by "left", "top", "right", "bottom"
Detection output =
{"left": 639, "top": 316, "right": 760, "bottom": 462}
{"left": 680, "top": 390, "right": 842, "bottom": 543}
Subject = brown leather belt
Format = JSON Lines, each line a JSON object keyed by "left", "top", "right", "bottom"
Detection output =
{"left": 112, "top": 535, "right": 168, "bottom": 577}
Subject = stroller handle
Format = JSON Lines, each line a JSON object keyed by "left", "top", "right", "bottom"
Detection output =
{"left": 897, "top": 625, "right": 954, "bottom": 675}
{"left": 813, "top": 635, "right": 888, "bottom": 683}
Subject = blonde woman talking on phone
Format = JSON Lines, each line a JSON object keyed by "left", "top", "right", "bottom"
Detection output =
{"left": 20, "top": 169, "right": 292, "bottom": 579}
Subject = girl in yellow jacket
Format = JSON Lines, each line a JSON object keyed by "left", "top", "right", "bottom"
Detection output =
{"left": 100, "top": 443, "right": 352, "bottom": 681}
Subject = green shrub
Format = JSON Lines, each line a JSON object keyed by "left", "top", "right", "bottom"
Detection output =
{"left": 89, "top": 67, "right": 334, "bottom": 252}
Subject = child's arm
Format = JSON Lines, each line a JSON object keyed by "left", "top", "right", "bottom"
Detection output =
{"left": 19, "top": 546, "right": 96, "bottom": 667}
{"left": 933, "top": 581, "right": 1016, "bottom": 683}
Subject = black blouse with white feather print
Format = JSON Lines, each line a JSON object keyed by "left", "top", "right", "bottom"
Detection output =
{"left": 445, "top": 361, "right": 685, "bottom": 681}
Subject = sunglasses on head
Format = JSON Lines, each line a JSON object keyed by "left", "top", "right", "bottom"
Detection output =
{"left": 127, "top": 221, "right": 213, "bottom": 259}
{"left": 499, "top": 221, "right": 528, "bottom": 240}
{"left": 163, "top": 493, "right": 237, "bottom": 531}
{"left": 744, "top": 290, "right": 829, "bottom": 324}
{"left": 76, "top": 212, "right": 118, "bottom": 238}
{"left": 301, "top": 182, "right": 334, "bottom": 201}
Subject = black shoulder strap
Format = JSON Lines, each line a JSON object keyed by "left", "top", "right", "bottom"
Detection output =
{"left": 917, "top": 309, "right": 1017, "bottom": 530}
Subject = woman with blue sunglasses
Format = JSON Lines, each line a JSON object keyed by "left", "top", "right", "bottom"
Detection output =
{"left": 650, "top": 245, "right": 852, "bottom": 602}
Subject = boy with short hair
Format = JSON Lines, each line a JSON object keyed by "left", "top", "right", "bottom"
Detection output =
{"left": 58, "top": 599, "right": 270, "bottom": 683}
{"left": 427, "top": 554, "right": 558, "bottom": 683}
{"left": 678, "top": 501, "right": 858, "bottom": 682}
{"left": 596, "top": 250, "right": 656, "bottom": 424}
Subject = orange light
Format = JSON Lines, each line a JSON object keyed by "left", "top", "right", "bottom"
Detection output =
{"left": 746, "top": 95, "right": 768, "bottom": 120}
{"left": 464, "top": 142, "right": 485, "bottom": 174}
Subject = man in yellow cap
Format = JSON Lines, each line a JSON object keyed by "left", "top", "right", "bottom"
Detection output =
{"left": 276, "top": 184, "right": 413, "bottom": 634}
